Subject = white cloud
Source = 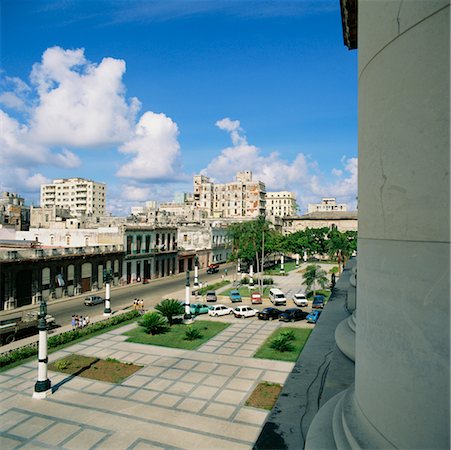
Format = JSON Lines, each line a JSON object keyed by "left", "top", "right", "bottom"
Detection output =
{"left": 117, "top": 111, "right": 183, "bottom": 181}
{"left": 0, "top": 92, "right": 26, "bottom": 111}
{"left": 29, "top": 46, "right": 140, "bottom": 147}
{"left": 204, "top": 117, "right": 358, "bottom": 212}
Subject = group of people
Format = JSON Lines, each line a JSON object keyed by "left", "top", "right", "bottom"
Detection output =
{"left": 71, "top": 315, "right": 90, "bottom": 329}
{"left": 133, "top": 298, "right": 145, "bottom": 313}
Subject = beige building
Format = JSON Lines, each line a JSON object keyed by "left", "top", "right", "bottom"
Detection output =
{"left": 40, "top": 178, "right": 106, "bottom": 218}
{"left": 266, "top": 191, "right": 297, "bottom": 217}
{"left": 192, "top": 171, "right": 266, "bottom": 219}
{"left": 307, "top": 197, "right": 347, "bottom": 213}
{"left": 282, "top": 211, "right": 358, "bottom": 234}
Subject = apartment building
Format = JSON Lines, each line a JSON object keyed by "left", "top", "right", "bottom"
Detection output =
{"left": 266, "top": 191, "right": 297, "bottom": 217}
{"left": 192, "top": 171, "right": 266, "bottom": 219}
{"left": 0, "top": 192, "right": 30, "bottom": 231}
{"left": 307, "top": 197, "right": 347, "bottom": 213}
{"left": 40, "top": 178, "right": 106, "bottom": 217}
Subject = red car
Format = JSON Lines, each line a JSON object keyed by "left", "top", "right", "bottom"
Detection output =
{"left": 251, "top": 292, "right": 262, "bottom": 304}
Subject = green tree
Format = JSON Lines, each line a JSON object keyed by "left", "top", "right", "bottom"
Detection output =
{"left": 155, "top": 299, "right": 184, "bottom": 326}
{"left": 303, "top": 264, "right": 328, "bottom": 297}
{"left": 327, "top": 228, "right": 357, "bottom": 273}
{"left": 138, "top": 312, "right": 169, "bottom": 335}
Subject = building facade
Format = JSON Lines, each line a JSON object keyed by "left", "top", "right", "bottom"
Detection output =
{"left": 307, "top": 197, "right": 347, "bottom": 213}
{"left": 266, "top": 191, "right": 297, "bottom": 217}
{"left": 0, "top": 192, "right": 30, "bottom": 231}
{"left": 40, "top": 178, "right": 106, "bottom": 217}
{"left": 282, "top": 211, "right": 358, "bottom": 234}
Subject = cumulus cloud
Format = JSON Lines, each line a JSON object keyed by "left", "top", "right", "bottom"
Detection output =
{"left": 117, "top": 111, "right": 183, "bottom": 181}
{"left": 29, "top": 46, "right": 140, "bottom": 147}
{"left": 203, "top": 117, "right": 357, "bottom": 212}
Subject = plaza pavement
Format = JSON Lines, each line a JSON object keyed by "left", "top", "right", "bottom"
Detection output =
{"left": 0, "top": 264, "right": 331, "bottom": 449}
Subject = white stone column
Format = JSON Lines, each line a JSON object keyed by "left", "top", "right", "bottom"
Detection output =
{"left": 249, "top": 264, "right": 254, "bottom": 287}
{"left": 279, "top": 254, "right": 285, "bottom": 273}
{"left": 295, "top": 253, "right": 299, "bottom": 267}
{"left": 306, "top": 2, "right": 450, "bottom": 449}
{"left": 103, "top": 281, "right": 111, "bottom": 316}
{"left": 33, "top": 305, "right": 51, "bottom": 399}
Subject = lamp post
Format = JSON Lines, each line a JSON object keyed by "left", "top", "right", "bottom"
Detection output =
{"left": 303, "top": 250, "right": 308, "bottom": 263}
{"left": 296, "top": 253, "right": 300, "bottom": 268}
{"left": 249, "top": 264, "right": 254, "bottom": 287}
{"left": 280, "top": 254, "right": 285, "bottom": 274}
{"left": 184, "top": 270, "right": 193, "bottom": 324}
{"left": 193, "top": 255, "right": 199, "bottom": 287}
{"left": 103, "top": 269, "right": 112, "bottom": 316}
{"left": 33, "top": 298, "right": 51, "bottom": 399}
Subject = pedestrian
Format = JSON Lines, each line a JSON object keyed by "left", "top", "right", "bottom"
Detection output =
{"left": 82, "top": 316, "right": 87, "bottom": 328}
{"left": 78, "top": 316, "right": 84, "bottom": 328}
{"left": 74, "top": 315, "right": 79, "bottom": 328}
{"left": 85, "top": 316, "right": 90, "bottom": 326}
{"left": 133, "top": 298, "right": 137, "bottom": 310}
{"left": 139, "top": 299, "right": 144, "bottom": 312}
{"left": 71, "top": 315, "right": 76, "bottom": 330}
{"left": 225, "top": 269, "right": 228, "bottom": 276}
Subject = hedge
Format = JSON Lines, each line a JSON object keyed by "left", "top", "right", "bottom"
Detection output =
{"left": 0, "top": 310, "right": 140, "bottom": 369}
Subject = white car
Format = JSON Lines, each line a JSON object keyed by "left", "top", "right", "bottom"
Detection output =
{"left": 233, "top": 305, "right": 259, "bottom": 318}
{"left": 208, "top": 304, "right": 233, "bottom": 317}
{"left": 293, "top": 293, "right": 308, "bottom": 307}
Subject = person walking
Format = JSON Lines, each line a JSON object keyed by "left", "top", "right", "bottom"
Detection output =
{"left": 71, "top": 315, "right": 76, "bottom": 330}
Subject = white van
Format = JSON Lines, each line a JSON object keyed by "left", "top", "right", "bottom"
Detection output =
{"left": 269, "top": 288, "right": 286, "bottom": 306}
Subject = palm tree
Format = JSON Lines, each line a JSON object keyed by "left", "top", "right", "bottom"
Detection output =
{"left": 155, "top": 299, "right": 185, "bottom": 325}
{"left": 138, "top": 312, "right": 169, "bottom": 335}
{"left": 303, "top": 264, "right": 328, "bottom": 297}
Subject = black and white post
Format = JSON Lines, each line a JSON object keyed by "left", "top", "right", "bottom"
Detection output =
{"left": 280, "top": 254, "right": 285, "bottom": 274}
{"left": 33, "top": 299, "right": 51, "bottom": 399}
{"left": 184, "top": 270, "right": 193, "bottom": 324}
{"left": 296, "top": 253, "right": 300, "bottom": 268}
{"left": 193, "top": 255, "right": 199, "bottom": 288}
{"left": 104, "top": 270, "right": 112, "bottom": 316}
{"left": 249, "top": 264, "right": 254, "bottom": 287}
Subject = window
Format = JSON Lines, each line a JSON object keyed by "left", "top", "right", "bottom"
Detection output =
{"left": 66, "top": 235, "right": 71, "bottom": 246}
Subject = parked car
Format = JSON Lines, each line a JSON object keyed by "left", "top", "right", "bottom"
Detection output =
{"left": 279, "top": 308, "right": 308, "bottom": 322}
{"left": 292, "top": 293, "right": 308, "bottom": 307}
{"left": 208, "top": 304, "right": 233, "bottom": 317}
{"left": 84, "top": 295, "right": 104, "bottom": 306}
{"left": 269, "top": 288, "right": 286, "bottom": 305}
{"left": 258, "top": 307, "right": 282, "bottom": 321}
{"left": 251, "top": 292, "right": 263, "bottom": 304}
{"left": 312, "top": 295, "right": 326, "bottom": 309}
{"left": 229, "top": 290, "right": 242, "bottom": 302}
{"left": 206, "top": 266, "right": 219, "bottom": 274}
{"left": 205, "top": 291, "right": 217, "bottom": 302}
{"left": 306, "top": 310, "right": 322, "bottom": 324}
{"left": 190, "top": 303, "right": 210, "bottom": 315}
{"left": 233, "top": 306, "right": 259, "bottom": 318}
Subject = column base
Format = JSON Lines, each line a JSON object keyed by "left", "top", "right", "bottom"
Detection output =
{"left": 305, "top": 386, "right": 394, "bottom": 449}
{"left": 33, "top": 388, "right": 52, "bottom": 399}
{"left": 33, "top": 378, "right": 52, "bottom": 399}
{"left": 334, "top": 312, "right": 356, "bottom": 362}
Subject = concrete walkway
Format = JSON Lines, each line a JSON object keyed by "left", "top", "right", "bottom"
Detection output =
{"left": 0, "top": 318, "right": 294, "bottom": 449}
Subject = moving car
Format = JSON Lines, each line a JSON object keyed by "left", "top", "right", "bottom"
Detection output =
{"left": 84, "top": 295, "right": 104, "bottom": 306}
{"left": 206, "top": 266, "right": 219, "bottom": 274}
{"left": 229, "top": 290, "right": 242, "bottom": 303}
{"left": 257, "top": 307, "right": 282, "bottom": 321}
{"left": 251, "top": 292, "right": 263, "bottom": 304}
{"left": 279, "top": 308, "right": 308, "bottom": 322}
{"left": 205, "top": 291, "right": 217, "bottom": 302}
{"left": 190, "top": 303, "right": 210, "bottom": 315}
{"left": 312, "top": 295, "right": 326, "bottom": 309}
{"left": 292, "top": 293, "right": 308, "bottom": 307}
{"left": 233, "top": 306, "right": 259, "bottom": 318}
{"left": 306, "top": 310, "right": 322, "bottom": 324}
{"left": 208, "top": 304, "right": 233, "bottom": 317}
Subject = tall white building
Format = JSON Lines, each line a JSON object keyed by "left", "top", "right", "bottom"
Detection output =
{"left": 307, "top": 197, "right": 347, "bottom": 213}
{"left": 266, "top": 191, "right": 297, "bottom": 217}
{"left": 40, "top": 178, "right": 106, "bottom": 218}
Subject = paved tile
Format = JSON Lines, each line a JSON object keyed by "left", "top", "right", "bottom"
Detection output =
{"left": 203, "top": 402, "right": 236, "bottom": 419}
{"left": 213, "top": 365, "right": 239, "bottom": 376}
{"left": 165, "top": 381, "right": 196, "bottom": 396}
{"left": 173, "top": 359, "right": 198, "bottom": 370}
{"left": 105, "top": 385, "right": 137, "bottom": 398}
{"left": 145, "top": 378, "right": 173, "bottom": 391}
{"left": 263, "top": 370, "right": 290, "bottom": 384}
{"left": 160, "top": 368, "right": 186, "bottom": 380}
{"left": 236, "top": 367, "right": 263, "bottom": 379}
{"left": 194, "top": 362, "right": 218, "bottom": 373}
{"left": 0, "top": 436, "right": 23, "bottom": 448}
{"left": 64, "top": 429, "right": 107, "bottom": 450}
{"left": 7, "top": 416, "right": 54, "bottom": 439}
{"left": 177, "top": 398, "right": 207, "bottom": 413}
{"left": 35, "top": 423, "right": 81, "bottom": 446}
{"left": 226, "top": 378, "right": 256, "bottom": 391}
{"left": 181, "top": 372, "right": 207, "bottom": 384}
{"left": 122, "top": 375, "right": 151, "bottom": 387}
{"left": 153, "top": 393, "right": 182, "bottom": 407}
{"left": 190, "top": 385, "right": 219, "bottom": 400}
{"left": 0, "top": 409, "right": 30, "bottom": 432}
{"left": 234, "top": 408, "right": 269, "bottom": 425}
{"left": 138, "top": 366, "right": 166, "bottom": 377}
{"left": 129, "top": 389, "right": 159, "bottom": 403}
{"left": 203, "top": 374, "right": 229, "bottom": 388}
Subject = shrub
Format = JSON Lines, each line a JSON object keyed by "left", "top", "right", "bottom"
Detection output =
{"left": 155, "top": 299, "right": 185, "bottom": 325}
{"left": 240, "top": 277, "right": 249, "bottom": 285}
{"left": 138, "top": 312, "right": 169, "bottom": 335}
{"left": 54, "top": 359, "right": 69, "bottom": 370}
{"left": 262, "top": 278, "right": 274, "bottom": 285}
{"left": 279, "top": 329, "right": 295, "bottom": 341}
{"left": 270, "top": 335, "right": 294, "bottom": 353}
{"left": 184, "top": 326, "right": 203, "bottom": 341}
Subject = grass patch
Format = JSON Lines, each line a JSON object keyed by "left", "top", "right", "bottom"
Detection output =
{"left": 221, "top": 286, "right": 271, "bottom": 298}
{"left": 49, "top": 353, "right": 142, "bottom": 383}
{"left": 264, "top": 261, "right": 298, "bottom": 275}
{"left": 254, "top": 327, "right": 312, "bottom": 362}
{"left": 245, "top": 381, "right": 283, "bottom": 410}
{"left": 197, "top": 280, "right": 230, "bottom": 295}
{"left": 124, "top": 320, "right": 229, "bottom": 350}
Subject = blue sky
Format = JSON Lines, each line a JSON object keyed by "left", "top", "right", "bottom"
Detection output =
{"left": 1, "top": 0, "right": 357, "bottom": 214}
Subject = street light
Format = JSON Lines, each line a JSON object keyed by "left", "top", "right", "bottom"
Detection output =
{"left": 33, "top": 298, "right": 51, "bottom": 399}
{"left": 103, "top": 269, "right": 113, "bottom": 316}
